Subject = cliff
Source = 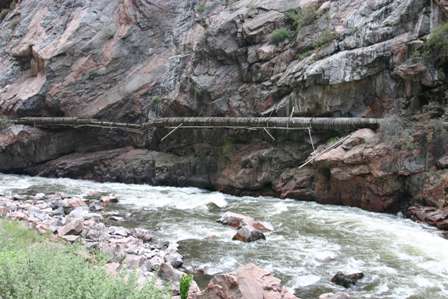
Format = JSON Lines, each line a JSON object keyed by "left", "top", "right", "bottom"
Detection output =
{"left": 1, "top": 0, "right": 448, "bottom": 215}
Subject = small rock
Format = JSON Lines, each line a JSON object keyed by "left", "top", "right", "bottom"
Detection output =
{"left": 132, "top": 228, "right": 153, "bottom": 242}
{"left": 89, "top": 203, "right": 103, "bottom": 212}
{"left": 12, "top": 194, "right": 26, "bottom": 201}
{"left": 84, "top": 223, "right": 107, "bottom": 241}
{"left": 64, "top": 197, "right": 87, "bottom": 209}
{"left": 165, "top": 251, "right": 184, "bottom": 268}
{"left": 319, "top": 293, "right": 351, "bottom": 299}
{"left": 232, "top": 225, "right": 266, "bottom": 242}
{"left": 158, "top": 263, "right": 183, "bottom": 288}
{"left": 331, "top": 272, "right": 364, "bottom": 288}
{"left": 100, "top": 195, "right": 118, "bottom": 204}
{"left": 147, "top": 255, "right": 164, "bottom": 271}
{"left": 109, "top": 226, "right": 130, "bottom": 237}
{"left": 68, "top": 207, "right": 102, "bottom": 221}
{"left": 109, "top": 215, "right": 124, "bottom": 222}
{"left": 437, "top": 156, "right": 448, "bottom": 169}
{"left": 33, "top": 193, "right": 46, "bottom": 200}
{"left": 62, "top": 235, "right": 80, "bottom": 243}
{"left": 58, "top": 218, "right": 84, "bottom": 236}
{"left": 123, "top": 254, "right": 145, "bottom": 269}
{"left": 207, "top": 197, "right": 228, "bottom": 209}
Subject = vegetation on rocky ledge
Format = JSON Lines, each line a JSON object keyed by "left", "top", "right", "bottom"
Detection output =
{"left": 0, "top": 220, "right": 168, "bottom": 299}
{"left": 425, "top": 22, "right": 448, "bottom": 64}
{"left": 271, "top": 28, "right": 291, "bottom": 45}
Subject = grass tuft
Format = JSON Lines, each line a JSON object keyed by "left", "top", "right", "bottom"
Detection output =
{"left": 271, "top": 28, "right": 291, "bottom": 45}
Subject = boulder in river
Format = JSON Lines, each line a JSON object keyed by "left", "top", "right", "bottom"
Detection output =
{"left": 331, "top": 272, "right": 364, "bottom": 288}
{"left": 195, "top": 263, "right": 299, "bottom": 299}
{"left": 218, "top": 211, "right": 273, "bottom": 232}
{"left": 232, "top": 225, "right": 266, "bottom": 243}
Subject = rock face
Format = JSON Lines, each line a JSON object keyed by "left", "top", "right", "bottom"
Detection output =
{"left": 195, "top": 263, "right": 299, "bottom": 299}
{"left": 0, "top": 0, "right": 448, "bottom": 221}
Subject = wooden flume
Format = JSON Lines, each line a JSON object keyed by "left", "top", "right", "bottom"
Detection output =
{"left": 11, "top": 116, "right": 385, "bottom": 131}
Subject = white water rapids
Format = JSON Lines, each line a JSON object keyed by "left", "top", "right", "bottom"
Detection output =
{"left": 0, "top": 174, "right": 447, "bottom": 299}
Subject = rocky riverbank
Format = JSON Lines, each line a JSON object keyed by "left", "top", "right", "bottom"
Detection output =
{"left": 0, "top": 189, "right": 310, "bottom": 298}
{"left": 0, "top": 191, "right": 185, "bottom": 288}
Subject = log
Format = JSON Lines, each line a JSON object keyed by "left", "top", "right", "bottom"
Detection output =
{"left": 11, "top": 116, "right": 386, "bottom": 131}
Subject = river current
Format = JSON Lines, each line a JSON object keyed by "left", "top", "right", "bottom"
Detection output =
{"left": 0, "top": 174, "right": 447, "bottom": 299}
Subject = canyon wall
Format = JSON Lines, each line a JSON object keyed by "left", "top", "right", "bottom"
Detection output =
{"left": 1, "top": 0, "right": 448, "bottom": 213}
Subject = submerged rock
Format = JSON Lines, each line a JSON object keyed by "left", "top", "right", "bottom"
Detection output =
{"left": 331, "top": 272, "right": 364, "bottom": 288}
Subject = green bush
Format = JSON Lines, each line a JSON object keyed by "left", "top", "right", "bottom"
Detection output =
{"left": 179, "top": 274, "right": 193, "bottom": 299}
{"left": 0, "top": 220, "right": 169, "bottom": 299}
{"left": 286, "top": 6, "right": 317, "bottom": 32}
{"left": 425, "top": 22, "right": 448, "bottom": 64}
{"left": 271, "top": 28, "right": 291, "bottom": 45}
{"left": 296, "top": 49, "right": 314, "bottom": 61}
{"left": 0, "top": 117, "right": 10, "bottom": 129}
{"left": 196, "top": 3, "right": 207, "bottom": 14}
{"left": 314, "top": 29, "right": 337, "bottom": 48}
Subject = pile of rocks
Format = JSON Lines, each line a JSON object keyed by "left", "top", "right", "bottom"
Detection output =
{"left": 218, "top": 211, "right": 273, "bottom": 242}
{"left": 0, "top": 191, "right": 184, "bottom": 287}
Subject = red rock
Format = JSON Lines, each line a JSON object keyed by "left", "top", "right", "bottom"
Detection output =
{"left": 64, "top": 197, "right": 87, "bottom": 208}
{"left": 408, "top": 206, "right": 448, "bottom": 230}
{"left": 195, "top": 264, "right": 299, "bottom": 299}
{"left": 219, "top": 212, "right": 273, "bottom": 232}
{"left": 58, "top": 218, "right": 83, "bottom": 236}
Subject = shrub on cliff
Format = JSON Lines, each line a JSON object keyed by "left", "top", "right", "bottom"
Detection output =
{"left": 0, "top": 220, "right": 169, "bottom": 299}
{"left": 271, "top": 28, "right": 291, "bottom": 45}
{"left": 425, "top": 22, "right": 448, "bottom": 64}
{"left": 286, "top": 6, "right": 317, "bottom": 32}
{"left": 0, "top": 117, "right": 10, "bottom": 129}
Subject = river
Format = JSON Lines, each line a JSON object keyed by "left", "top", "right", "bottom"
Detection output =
{"left": 0, "top": 173, "right": 447, "bottom": 299}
